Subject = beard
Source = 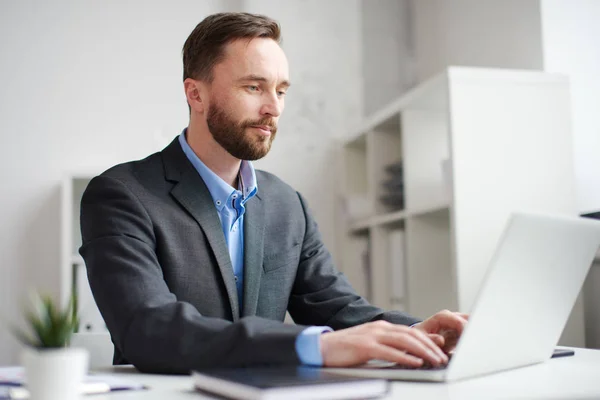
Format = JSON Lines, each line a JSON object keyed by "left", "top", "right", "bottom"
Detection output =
{"left": 206, "top": 101, "right": 277, "bottom": 161}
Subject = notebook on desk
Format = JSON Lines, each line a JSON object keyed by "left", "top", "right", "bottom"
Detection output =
{"left": 192, "top": 366, "right": 388, "bottom": 400}
{"left": 327, "top": 213, "right": 599, "bottom": 382}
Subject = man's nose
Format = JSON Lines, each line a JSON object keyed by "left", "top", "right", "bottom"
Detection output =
{"left": 260, "top": 92, "right": 282, "bottom": 117}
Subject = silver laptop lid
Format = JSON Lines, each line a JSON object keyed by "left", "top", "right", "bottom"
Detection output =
{"left": 447, "top": 212, "right": 600, "bottom": 381}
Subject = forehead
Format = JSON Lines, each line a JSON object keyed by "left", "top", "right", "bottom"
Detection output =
{"left": 216, "top": 38, "right": 289, "bottom": 83}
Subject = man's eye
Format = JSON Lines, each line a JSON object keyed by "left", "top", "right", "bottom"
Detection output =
{"left": 247, "top": 86, "right": 259, "bottom": 92}
{"left": 277, "top": 91, "right": 287, "bottom": 97}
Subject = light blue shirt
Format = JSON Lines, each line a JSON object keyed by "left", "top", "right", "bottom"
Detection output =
{"left": 178, "top": 130, "right": 331, "bottom": 366}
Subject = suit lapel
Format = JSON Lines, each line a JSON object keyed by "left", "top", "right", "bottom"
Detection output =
{"left": 163, "top": 139, "right": 240, "bottom": 321}
{"left": 242, "top": 193, "right": 265, "bottom": 317}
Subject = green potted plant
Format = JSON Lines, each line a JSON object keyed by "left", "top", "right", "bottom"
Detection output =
{"left": 14, "top": 293, "right": 88, "bottom": 400}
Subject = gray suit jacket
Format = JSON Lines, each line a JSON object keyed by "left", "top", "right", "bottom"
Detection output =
{"left": 79, "top": 138, "right": 421, "bottom": 374}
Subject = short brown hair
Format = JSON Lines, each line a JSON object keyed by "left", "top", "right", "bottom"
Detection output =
{"left": 182, "top": 12, "right": 281, "bottom": 82}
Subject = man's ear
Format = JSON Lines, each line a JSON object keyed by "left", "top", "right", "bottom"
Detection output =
{"left": 184, "top": 78, "right": 206, "bottom": 114}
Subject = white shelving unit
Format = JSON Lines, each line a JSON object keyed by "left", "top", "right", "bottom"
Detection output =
{"left": 337, "top": 67, "right": 587, "bottom": 346}
{"left": 61, "top": 171, "right": 107, "bottom": 333}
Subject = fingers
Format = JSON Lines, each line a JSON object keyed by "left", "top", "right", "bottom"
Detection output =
{"left": 378, "top": 331, "right": 447, "bottom": 366}
{"left": 368, "top": 343, "right": 424, "bottom": 368}
{"left": 369, "top": 322, "right": 448, "bottom": 365}
{"left": 407, "top": 326, "right": 448, "bottom": 363}
{"left": 320, "top": 320, "right": 463, "bottom": 368}
{"left": 440, "top": 330, "right": 460, "bottom": 354}
{"left": 455, "top": 312, "right": 470, "bottom": 321}
{"left": 428, "top": 333, "right": 445, "bottom": 348}
{"left": 436, "top": 310, "right": 468, "bottom": 335}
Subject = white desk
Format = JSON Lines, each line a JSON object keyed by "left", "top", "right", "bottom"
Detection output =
{"left": 89, "top": 347, "right": 600, "bottom": 400}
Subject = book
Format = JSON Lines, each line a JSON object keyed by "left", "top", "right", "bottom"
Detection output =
{"left": 0, "top": 367, "right": 146, "bottom": 399}
{"left": 192, "top": 366, "right": 389, "bottom": 400}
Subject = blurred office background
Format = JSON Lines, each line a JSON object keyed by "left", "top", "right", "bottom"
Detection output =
{"left": 0, "top": 0, "right": 599, "bottom": 365}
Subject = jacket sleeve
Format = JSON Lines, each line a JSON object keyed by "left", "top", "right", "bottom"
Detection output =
{"left": 79, "top": 175, "right": 306, "bottom": 374}
{"left": 287, "top": 192, "right": 422, "bottom": 330}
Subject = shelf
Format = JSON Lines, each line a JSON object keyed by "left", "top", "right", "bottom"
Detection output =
{"left": 338, "top": 67, "right": 583, "bottom": 344}
{"left": 345, "top": 133, "right": 367, "bottom": 149}
{"left": 407, "top": 203, "right": 450, "bottom": 218}
{"left": 72, "top": 254, "right": 84, "bottom": 266}
{"left": 348, "top": 217, "right": 371, "bottom": 235}
{"left": 343, "top": 72, "right": 448, "bottom": 144}
{"left": 348, "top": 210, "right": 408, "bottom": 235}
{"left": 372, "top": 209, "right": 408, "bottom": 227}
{"left": 347, "top": 202, "right": 450, "bottom": 234}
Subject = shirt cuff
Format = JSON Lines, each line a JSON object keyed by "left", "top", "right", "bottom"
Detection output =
{"left": 295, "top": 326, "right": 333, "bottom": 366}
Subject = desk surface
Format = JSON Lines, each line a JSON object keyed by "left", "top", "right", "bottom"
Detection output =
{"left": 89, "top": 347, "right": 600, "bottom": 400}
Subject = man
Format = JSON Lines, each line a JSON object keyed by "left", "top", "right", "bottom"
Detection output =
{"left": 80, "top": 12, "right": 467, "bottom": 374}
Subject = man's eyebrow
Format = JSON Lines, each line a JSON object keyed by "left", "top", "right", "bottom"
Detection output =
{"left": 238, "top": 75, "right": 291, "bottom": 88}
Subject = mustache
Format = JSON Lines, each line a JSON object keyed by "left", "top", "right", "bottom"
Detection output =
{"left": 242, "top": 117, "right": 277, "bottom": 131}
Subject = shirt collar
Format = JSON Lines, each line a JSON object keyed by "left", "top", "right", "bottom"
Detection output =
{"left": 239, "top": 156, "right": 258, "bottom": 200}
{"left": 178, "top": 129, "right": 258, "bottom": 209}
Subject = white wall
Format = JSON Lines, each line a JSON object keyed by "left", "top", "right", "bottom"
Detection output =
{"left": 540, "top": 0, "right": 600, "bottom": 350}
{"left": 361, "top": 0, "right": 415, "bottom": 115}
{"left": 0, "top": 0, "right": 363, "bottom": 364}
{"left": 540, "top": 0, "right": 600, "bottom": 214}
{"left": 410, "top": 0, "right": 543, "bottom": 83}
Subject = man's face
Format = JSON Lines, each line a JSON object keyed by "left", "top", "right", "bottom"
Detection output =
{"left": 204, "top": 38, "right": 290, "bottom": 160}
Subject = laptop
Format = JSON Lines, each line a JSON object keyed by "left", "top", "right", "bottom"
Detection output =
{"left": 328, "top": 212, "right": 600, "bottom": 382}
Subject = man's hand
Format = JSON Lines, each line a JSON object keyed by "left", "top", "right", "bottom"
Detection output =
{"left": 413, "top": 310, "right": 469, "bottom": 354}
{"left": 319, "top": 320, "right": 449, "bottom": 368}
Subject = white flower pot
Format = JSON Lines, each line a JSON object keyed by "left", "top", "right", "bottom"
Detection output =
{"left": 22, "top": 347, "right": 89, "bottom": 400}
